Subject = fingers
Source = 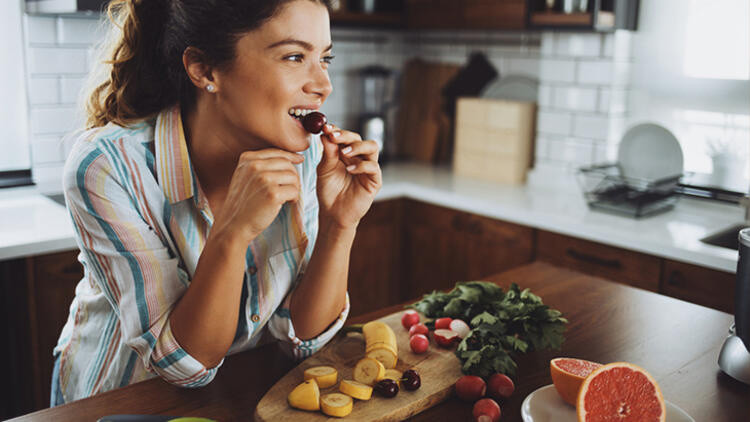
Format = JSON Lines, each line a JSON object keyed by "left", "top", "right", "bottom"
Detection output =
{"left": 340, "top": 139, "right": 379, "bottom": 161}
{"left": 241, "top": 156, "right": 301, "bottom": 173}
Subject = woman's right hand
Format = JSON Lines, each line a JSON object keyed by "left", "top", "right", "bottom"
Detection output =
{"left": 212, "top": 148, "right": 304, "bottom": 244}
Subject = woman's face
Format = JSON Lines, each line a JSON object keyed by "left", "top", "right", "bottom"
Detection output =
{"left": 215, "top": 0, "right": 333, "bottom": 152}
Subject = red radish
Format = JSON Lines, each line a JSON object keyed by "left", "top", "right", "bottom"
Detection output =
{"left": 454, "top": 375, "right": 486, "bottom": 402}
{"left": 473, "top": 398, "right": 501, "bottom": 422}
{"left": 409, "top": 323, "right": 429, "bottom": 337}
{"left": 401, "top": 310, "right": 420, "bottom": 329}
{"left": 449, "top": 319, "right": 471, "bottom": 338}
{"left": 433, "top": 329, "right": 459, "bottom": 347}
{"left": 487, "top": 373, "right": 514, "bottom": 400}
{"left": 409, "top": 334, "right": 429, "bottom": 354}
{"left": 434, "top": 317, "right": 452, "bottom": 330}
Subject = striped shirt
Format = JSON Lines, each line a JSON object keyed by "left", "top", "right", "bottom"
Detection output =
{"left": 54, "top": 106, "right": 349, "bottom": 403}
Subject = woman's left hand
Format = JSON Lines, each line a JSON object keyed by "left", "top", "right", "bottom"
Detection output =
{"left": 316, "top": 123, "right": 382, "bottom": 229}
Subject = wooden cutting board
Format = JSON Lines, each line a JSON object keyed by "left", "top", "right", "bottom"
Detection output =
{"left": 254, "top": 311, "right": 463, "bottom": 421}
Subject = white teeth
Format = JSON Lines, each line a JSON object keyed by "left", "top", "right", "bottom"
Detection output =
{"left": 289, "top": 108, "right": 315, "bottom": 118}
{"left": 294, "top": 109, "right": 302, "bottom": 116}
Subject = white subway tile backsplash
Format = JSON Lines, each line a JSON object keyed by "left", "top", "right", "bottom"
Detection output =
{"left": 28, "top": 77, "right": 60, "bottom": 105}
{"left": 540, "top": 59, "right": 576, "bottom": 83}
{"left": 537, "top": 110, "right": 573, "bottom": 135}
{"left": 60, "top": 76, "right": 85, "bottom": 104}
{"left": 555, "top": 33, "right": 601, "bottom": 57}
{"left": 573, "top": 114, "right": 610, "bottom": 139}
{"left": 58, "top": 17, "right": 100, "bottom": 45}
{"left": 547, "top": 137, "right": 595, "bottom": 166}
{"left": 505, "top": 58, "right": 540, "bottom": 78}
{"left": 31, "top": 136, "right": 65, "bottom": 164}
{"left": 603, "top": 31, "right": 633, "bottom": 60}
{"left": 538, "top": 85, "right": 553, "bottom": 107}
{"left": 29, "top": 47, "right": 88, "bottom": 74}
{"left": 598, "top": 88, "right": 627, "bottom": 114}
{"left": 553, "top": 86, "right": 598, "bottom": 112}
{"left": 576, "top": 60, "right": 613, "bottom": 85}
{"left": 30, "top": 106, "right": 78, "bottom": 135}
{"left": 540, "top": 32, "right": 556, "bottom": 57}
{"left": 25, "top": 15, "right": 57, "bottom": 45}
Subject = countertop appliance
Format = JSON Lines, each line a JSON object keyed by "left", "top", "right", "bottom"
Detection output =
{"left": 357, "top": 65, "right": 395, "bottom": 163}
{"left": 718, "top": 228, "right": 750, "bottom": 384}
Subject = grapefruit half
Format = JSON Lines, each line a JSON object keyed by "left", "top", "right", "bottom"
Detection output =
{"left": 550, "top": 357, "right": 602, "bottom": 406}
{"left": 577, "top": 362, "right": 665, "bottom": 422}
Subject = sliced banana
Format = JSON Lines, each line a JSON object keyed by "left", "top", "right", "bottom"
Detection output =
{"left": 339, "top": 379, "right": 373, "bottom": 400}
{"left": 303, "top": 366, "right": 338, "bottom": 389}
{"left": 353, "top": 357, "right": 386, "bottom": 385}
{"left": 287, "top": 379, "right": 320, "bottom": 411}
{"left": 367, "top": 347, "right": 398, "bottom": 369}
{"left": 320, "top": 392, "right": 353, "bottom": 417}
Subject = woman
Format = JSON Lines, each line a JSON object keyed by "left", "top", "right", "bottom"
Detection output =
{"left": 52, "top": 0, "right": 381, "bottom": 405}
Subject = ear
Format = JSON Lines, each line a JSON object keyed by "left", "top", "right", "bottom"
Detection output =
{"left": 183, "top": 46, "right": 220, "bottom": 92}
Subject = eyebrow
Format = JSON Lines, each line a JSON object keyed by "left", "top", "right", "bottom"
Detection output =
{"left": 266, "top": 38, "right": 333, "bottom": 52}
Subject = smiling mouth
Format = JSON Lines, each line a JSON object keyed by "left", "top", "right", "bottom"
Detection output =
{"left": 288, "top": 108, "right": 317, "bottom": 121}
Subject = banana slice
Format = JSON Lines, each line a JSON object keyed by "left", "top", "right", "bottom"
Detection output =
{"left": 320, "top": 393, "right": 353, "bottom": 417}
{"left": 384, "top": 369, "right": 403, "bottom": 387}
{"left": 353, "top": 357, "right": 385, "bottom": 385}
{"left": 303, "top": 366, "right": 338, "bottom": 389}
{"left": 287, "top": 379, "right": 320, "bottom": 411}
{"left": 339, "top": 379, "right": 373, "bottom": 400}
{"left": 366, "top": 347, "right": 398, "bottom": 369}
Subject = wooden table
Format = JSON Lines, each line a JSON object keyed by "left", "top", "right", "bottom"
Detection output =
{"left": 10, "top": 262, "right": 750, "bottom": 422}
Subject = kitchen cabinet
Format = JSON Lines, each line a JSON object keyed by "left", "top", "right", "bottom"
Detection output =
{"left": 536, "top": 230, "right": 662, "bottom": 292}
{"left": 347, "top": 199, "right": 405, "bottom": 317}
{"left": 401, "top": 200, "right": 535, "bottom": 299}
{"left": 526, "top": 0, "right": 639, "bottom": 31}
{"left": 406, "top": 0, "right": 527, "bottom": 30}
{"left": 0, "top": 250, "right": 82, "bottom": 418}
{"left": 661, "top": 259, "right": 735, "bottom": 314}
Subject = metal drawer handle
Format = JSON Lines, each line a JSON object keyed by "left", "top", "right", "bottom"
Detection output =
{"left": 566, "top": 248, "right": 622, "bottom": 269}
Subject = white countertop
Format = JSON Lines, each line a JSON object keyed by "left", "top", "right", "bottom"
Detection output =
{"left": 0, "top": 164, "right": 742, "bottom": 273}
{"left": 376, "top": 163, "right": 741, "bottom": 273}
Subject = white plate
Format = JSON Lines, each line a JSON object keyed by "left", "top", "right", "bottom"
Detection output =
{"left": 617, "top": 123, "right": 683, "bottom": 182}
{"left": 521, "top": 384, "right": 694, "bottom": 422}
{"left": 480, "top": 75, "right": 539, "bottom": 103}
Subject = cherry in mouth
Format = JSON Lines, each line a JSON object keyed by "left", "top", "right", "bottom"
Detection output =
{"left": 302, "top": 111, "right": 327, "bottom": 134}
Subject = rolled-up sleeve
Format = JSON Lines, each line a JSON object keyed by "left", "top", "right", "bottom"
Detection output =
{"left": 64, "top": 143, "right": 219, "bottom": 387}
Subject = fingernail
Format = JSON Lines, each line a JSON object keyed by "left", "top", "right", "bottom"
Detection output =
{"left": 346, "top": 164, "right": 356, "bottom": 172}
{"left": 325, "top": 124, "right": 333, "bottom": 131}
{"left": 333, "top": 131, "right": 342, "bottom": 138}
{"left": 341, "top": 146, "right": 352, "bottom": 155}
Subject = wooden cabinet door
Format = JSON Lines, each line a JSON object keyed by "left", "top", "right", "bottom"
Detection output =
{"left": 402, "top": 200, "right": 534, "bottom": 300}
{"left": 661, "top": 260, "right": 735, "bottom": 314}
{"left": 406, "top": 0, "right": 465, "bottom": 29}
{"left": 27, "top": 250, "right": 83, "bottom": 410}
{"left": 464, "top": 0, "right": 527, "bottom": 29}
{"left": 348, "top": 200, "right": 404, "bottom": 317}
{"left": 536, "top": 230, "right": 662, "bottom": 292}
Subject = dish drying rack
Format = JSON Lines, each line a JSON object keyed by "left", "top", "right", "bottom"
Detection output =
{"left": 577, "top": 164, "right": 682, "bottom": 218}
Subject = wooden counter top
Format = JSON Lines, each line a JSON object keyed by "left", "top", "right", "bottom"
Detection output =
{"left": 10, "top": 262, "right": 750, "bottom": 421}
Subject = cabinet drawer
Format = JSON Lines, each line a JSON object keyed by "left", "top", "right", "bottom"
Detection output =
{"left": 464, "top": 0, "right": 526, "bottom": 29}
{"left": 661, "top": 260, "right": 735, "bottom": 314}
{"left": 536, "top": 230, "right": 661, "bottom": 292}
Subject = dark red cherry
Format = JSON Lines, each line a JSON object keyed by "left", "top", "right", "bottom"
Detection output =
{"left": 302, "top": 111, "right": 327, "bottom": 134}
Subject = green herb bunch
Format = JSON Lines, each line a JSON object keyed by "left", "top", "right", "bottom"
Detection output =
{"left": 407, "top": 281, "right": 568, "bottom": 378}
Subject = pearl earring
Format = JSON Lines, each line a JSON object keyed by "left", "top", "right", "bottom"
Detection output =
{"left": 206, "top": 84, "right": 216, "bottom": 93}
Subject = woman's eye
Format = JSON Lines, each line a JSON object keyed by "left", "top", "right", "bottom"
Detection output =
{"left": 321, "top": 55, "right": 335, "bottom": 65}
{"left": 284, "top": 54, "right": 304, "bottom": 63}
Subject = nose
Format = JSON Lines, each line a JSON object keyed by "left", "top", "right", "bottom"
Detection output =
{"left": 304, "top": 63, "right": 332, "bottom": 101}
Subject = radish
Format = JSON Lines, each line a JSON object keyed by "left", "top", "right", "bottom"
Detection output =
{"left": 449, "top": 319, "right": 471, "bottom": 339}
{"left": 401, "top": 310, "right": 420, "bottom": 329}
{"left": 434, "top": 317, "right": 452, "bottom": 330}
{"left": 409, "top": 334, "right": 429, "bottom": 354}
{"left": 487, "top": 373, "right": 514, "bottom": 400}
{"left": 473, "top": 398, "right": 501, "bottom": 422}
{"left": 433, "top": 329, "right": 460, "bottom": 347}
{"left": 455, "top": 375, "right": 486, "bottom": 402}
{"left": 409, "top": 323, "right": 429, "bottom": 337}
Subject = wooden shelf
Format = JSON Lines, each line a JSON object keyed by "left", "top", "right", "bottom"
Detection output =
{"left": 530, "top": 11, "right": 592, "bottom": 26}
{"left": 330, "top": 11, "right": 404, "bottom": 27}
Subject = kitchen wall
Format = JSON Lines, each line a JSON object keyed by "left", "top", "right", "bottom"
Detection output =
{"left": 22, "top": 14, "right": 629, "bottom": 194}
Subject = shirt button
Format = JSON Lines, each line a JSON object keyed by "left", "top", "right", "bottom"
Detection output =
{"left": 251, "top": 314, "right": 260, "bottom": 323}
{"left": 248, "top": 266, "right": 257, "bottom": 275}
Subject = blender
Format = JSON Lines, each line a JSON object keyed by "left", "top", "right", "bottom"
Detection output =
{"left": 357, "top": 65, "right": 395, "bottom": 163}
{"left": 718, "top": 228, "right": 750, "bottom": 384}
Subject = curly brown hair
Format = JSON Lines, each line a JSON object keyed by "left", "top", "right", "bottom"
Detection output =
{"left": 85, "top": 0, "right": 332, "bottom": 129}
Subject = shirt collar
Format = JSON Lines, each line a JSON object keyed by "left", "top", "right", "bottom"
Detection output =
{"left": 155, "top": 105, "right": 196, "bottom": 204}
